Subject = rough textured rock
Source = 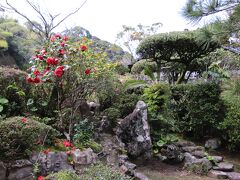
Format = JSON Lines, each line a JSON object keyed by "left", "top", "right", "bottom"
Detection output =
{"left": 184, "top": 152, "right": 197, "bottom": 164}
{"left": 175, "top": 140, "right": 195, "bottom": 147}
{"left": 72, "top": 148, "right": 97, "bottom": 169}
{"left": 212, "top": 156, "right": 224, "bottom": 163}
{"left": 213, "top": 162, "right": 234, "bottom": 172}
{"left": 31, "top": 151, "right": 73, "bottom": 176}
{"left": 98, "top": 116, "right": 111, "bottom": 133}
{"left": 208, "top": 170, "right": 228, "bottom": 179}
{"left": 227, "top": 172, "right": 240, "bottom": 180}
{"left": 184, "top": 157, "right": 212, "bottom": 175}
{"left": 8, "top": 160, "right": 33, "bottom": 180}
{"left": 134, "top": 171, "right": 149, "bottom": 180}
{"left": 0, "top": 161, "right": 6, "bottom": 180}
{"left": 160, "top": 144, "right": 184, "bottom": 164}
{"left": 115, "top": 101, "right": 152, "bottom": 159}
{"left": 192, "top": 150, "right": 206, "bottom": 158}
{"left": 182, "top": 146, "right": 204, "bottom": 153}
{"left": 205, "top": 138, "right": 221, "bottom": 150}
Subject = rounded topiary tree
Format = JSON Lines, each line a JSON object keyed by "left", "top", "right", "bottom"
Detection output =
{"left": 136, "top": 30, "right": 220, "bottom": 83}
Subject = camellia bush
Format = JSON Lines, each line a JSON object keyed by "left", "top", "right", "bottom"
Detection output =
{"left": 26, "top": 34, "right": 116, "bottom": 138}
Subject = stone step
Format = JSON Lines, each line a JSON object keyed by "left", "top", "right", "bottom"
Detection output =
{"left": 211, "top": 156, "right": 224, "bottom": 163}
{"left": 213, "top": 162, "right": 234, "bottom": 172}
{"left": 227, "top": 172, "right": 240, "bottom": 180}
{"left": 208, "top": 170, "right": 228, "bottom": 179}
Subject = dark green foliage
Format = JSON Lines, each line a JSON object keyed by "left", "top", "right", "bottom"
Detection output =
{"left": 103, "top": 107, "right": 121, "bottom": 127}
{"left": 113, "top": 93, "right": 139, "bottom": 118}
{"left": 47, "top": 170, "right": 78, "bottom": 180}
{"left": 0, "top": 116, "right": 58, "bottom": 159}
{"left": 171, "top": 82, "right": 224, "bottom": 139}
{"left": 136, "top": 30, "right": 219, "bottom": 83}
{"left": 80, "top": 163, "right": 132, "bottom": 180}
{"left": 219, "top": 79, "right": 240, "bottom": 151}
{"left": 142, "top": 83, "right": 176, "bottom": 137}
{"left": 115, "top": 63, "right": 129, "bottom": 75}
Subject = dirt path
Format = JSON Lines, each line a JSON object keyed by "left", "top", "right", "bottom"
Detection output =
{"left": 134, "top": 159, "right": 215, "bottom": 180}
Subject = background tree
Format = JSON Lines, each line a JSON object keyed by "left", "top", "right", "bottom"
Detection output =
{"left": 116, "top": 23, "right": 162, "bottom": 64}
{"left": 0, "top": 0, "right": 87, "bottom": 42}
{"left": 136, "top": 30, "right": 220, "bottom": 84}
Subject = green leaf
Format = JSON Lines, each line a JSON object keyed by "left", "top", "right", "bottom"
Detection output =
{"left": 0, "top": 98, "right": 9, "bottom": 104}
{"left": 27, "top": 99, "right": 34, "bottom": 106}
{"left": 30, "top": 107, "right": 38, "bottom": 112}
{"left": 0, "top": 105, "right": 3, "bottom": 112}
{"left": 41, "top": 101, "right": 48, "bottom": 106}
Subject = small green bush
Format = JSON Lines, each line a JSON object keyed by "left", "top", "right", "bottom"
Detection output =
{"left": 142, "top": 83, "right": 175, "bottom": 136}
{"left": 113, "top": 93, "right": 139, "bottom": 118}
{"left": 219, "top": 88, "right": 240, "bottom": 151}
{"left": 103, "top": 107, "right": 121, "bottom": 127}
{"left": 80, "top": 163, "right": 131, "bottom": 180}
{"left": 0, "top": 116, "right": 59, "bottom": 159}
{"left": 47, "top": 170, "right": 78, "bottom": 180}
{"left": 171, "top": 82, "right": 224, "bottom": 139}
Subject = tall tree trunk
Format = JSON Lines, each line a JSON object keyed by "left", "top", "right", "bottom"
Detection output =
{"left": 156, "top": 62, "right": 161, "bottom": 82}
{"left": 176, "top": 69, "right": 187, "bottom": 84}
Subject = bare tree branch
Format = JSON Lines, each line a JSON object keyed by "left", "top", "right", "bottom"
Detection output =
{"left": 51, "top": 0, "right": 88, "bottom": 31}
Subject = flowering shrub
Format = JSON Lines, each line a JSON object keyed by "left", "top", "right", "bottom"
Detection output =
{"left": 0, "top": 116, "right": 58, "bottom": 159}
{"left": 27, "top": 34, "right": 115, "bottom": 85}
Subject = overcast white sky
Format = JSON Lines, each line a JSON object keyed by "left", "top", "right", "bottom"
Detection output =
{"left": 1, "top": 0, "right": 205, "bottom": 43}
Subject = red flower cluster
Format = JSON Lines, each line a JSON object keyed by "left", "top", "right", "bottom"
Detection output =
{"left": 80, "top": 45, "right": 87, "bottom": 51}
{"left": 26, "top": 76, "right": 40, "bottom": 84}
{"left": 21, "top": 117, "right": 28, "bottom": 123}
{"left": 85, "top": 68, "right": 91, "bottom": 75}
{"left": 37, "top": 176, "right": 46, "bottom": 180}
{"left": 63, "top": 140, "right": 73, "bottom": 147}
{"left": 46, "top": 57, "right": 59, "bottom": 66}
{"left": 54, "top": 66, "right": 65, "bottom": 77}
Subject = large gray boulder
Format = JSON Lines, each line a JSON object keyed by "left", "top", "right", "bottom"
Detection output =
{"left": 71, "top": 148, "right": 97, "bottom": 172}
{"left": 31, "top": 151, "right": 73, "bottom": 176}
{"left": 8, "top": 160, "right": 33, "bottom": 180}
{"left": 115, "top": 101, "right": 152, "bottom": 159}
{"left": 0, "top": 161, "right": 6, "bottom": 180}
{"left": 160, "top": 144, "right": 184, "bottom": 164}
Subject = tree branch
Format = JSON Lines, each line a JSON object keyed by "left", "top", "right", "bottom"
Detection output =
{"left": 51, "top": 0, "right": 88, "bottom": 31}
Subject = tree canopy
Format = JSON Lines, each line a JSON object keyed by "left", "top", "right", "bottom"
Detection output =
{"left": 136, "top": 30, "right": 220, "bottom": 83}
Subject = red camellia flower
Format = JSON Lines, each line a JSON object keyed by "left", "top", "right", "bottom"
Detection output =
{"left": 26, "top": 76, "right": 33, "bottom": 83}
{"left": 46, "top": 57, "right": 59, "bottom": 66}
{"left": 50, "top": 35, "right": 56, "bottom": 41}
{"left": 37, "top": 176, "right": 46, "bottom": 180}
{"left": 85, "top": 68, "right": 91, "bottom": 75}
{"left": 43, "top": 149, "right": 50, "bottom": 155}
{"left": 33, "top": 70, "right": 40, "bottom": 75}
{"left": 80, "top": 45, "right": 87, "bottom": 51}
{"left": 60, "top": 42, "right": 65, "bottom": 47}
{"left": 41, "top": 49, "right": 47, "bottom": 55}
{"left": 54, "top": 66, "right": 64, "bottom": 77}
{"left": 37, "top": 55, "right": 43, "bottom": 60}
{"left": 55, "top": 33, "right": 61, "bottom": 38}
{"left": 59, "top": 49, "right": 65, "bottom": 55}
{"left": 63, "top": 140, "right": 72, "bottom": 147}
{"left": 63, "top": 35, "right": 69, "bottom": 41}
{"left": 33, "top": 77, "right": 40, "bottom": 83}
{"left": 21, "top": 117, "right": 28, "bottom": 123}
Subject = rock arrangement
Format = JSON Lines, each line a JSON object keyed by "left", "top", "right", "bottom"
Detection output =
{"left": 115, "top": 101, "right": 152, "bottom": 159}
{"left": 156, "top": 140, "right": 240, "bottom": 179}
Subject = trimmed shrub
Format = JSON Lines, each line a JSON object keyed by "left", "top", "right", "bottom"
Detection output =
{"left": 219, "top": 81, "right": 240, "bottom": 151}
{"left": 103, "top": 107, "right": 121, "bottom": 127}
{"left": 80, "top": 163, "right": 131, "bottom": 180}
{"left": 171, "top": 82, "right": 224, "bottom": 139}
{"left": 113, "top": 93, "right": 139, "bottom": 118}
{"left": 142, "top": 83, "right": 175, "bottom": 136}
{"left": 0, "top": 116, "right": 59, "bottom": 159}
